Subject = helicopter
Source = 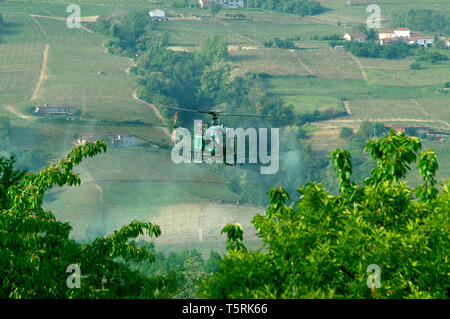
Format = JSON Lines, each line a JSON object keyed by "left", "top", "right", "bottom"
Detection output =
{"left": 136, "top": 102, "right": 292, "bottom": 173}
{"left": 166, "top": 105, "right": 281, "bottom": 168}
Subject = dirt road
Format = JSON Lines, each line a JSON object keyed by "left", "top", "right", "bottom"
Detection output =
{"left": 348, "top": 52, "right": 368, "bottom": 81}
{"left": 5, "top": 105, "right": 32, "bottom": 121}
{"left": 131, "top": 89, "right": 170, "bottom": 138}
{"left": 31, "top": 43, "right": 50, "bottom": 100}
{"left": 289, "top": 49, "right": 315, "bottom": 76}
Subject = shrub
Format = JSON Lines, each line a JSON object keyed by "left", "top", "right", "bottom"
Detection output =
{"left": 410, "top": 62, "right": 422, "bottom": 70}
{"left": 201, "top": 131, "right": 449, "bottom": 298}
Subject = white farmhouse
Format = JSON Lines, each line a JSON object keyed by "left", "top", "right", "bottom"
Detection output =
{"left": 149, "top": 9, "right": 166, "bottom": 21}
{"left": 394, "top": 27, "right": 410, "bottom": 38}
{"left": 343, "top": 32, "right": 366, "bottom": 42}
{"left": 444, "top": 38, "right": 450, "bottom": 48}
{"left": 199, "top": 0, "right": 247, "bottom": 8}
{"left": 378, "top": 30, "right": 396, "bottom": 40}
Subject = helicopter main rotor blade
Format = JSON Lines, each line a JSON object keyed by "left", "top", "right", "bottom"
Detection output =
{"left": 156, "top": 104, "right": 207, "bottom": 113}
{"left": 154, "top": 103, "right": 274, "bottom": 118}
{"left": 220, "top": 113, "right": 274, "bottom": 118}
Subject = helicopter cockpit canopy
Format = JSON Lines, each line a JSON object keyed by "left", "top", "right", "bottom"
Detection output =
{"left": 203, "top": 125, "right": 226, "bottom": 155}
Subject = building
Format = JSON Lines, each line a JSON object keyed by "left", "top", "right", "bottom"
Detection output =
{"left": 34, "top": 104, "right": 76, "bottom": 116}
{"left": 378, "top": 30, "right": 396, "bottom": 40}
{"left": 199, "top": 0, "right": 247, "bottom": 9}
{"left": 149, "top": 9, "right": 166, "bottom": 21}
{"left": 384, "top": 124, "right": 406, "bottom": 133}
{"left": 409, "top": 33, "right": 422, "bottom": 45}
{"left": 416, "top": 36, "right": 434, "bottom": 47}
{"left": 394, "top": 27, "right": 410, "bottom": 38}
{"left": 378, "top": 28, "right": 420, "bottom": 46}
{"left": 219, "top": 0, "right": 247, "bottom": 8}
{"left": 199, "top": 0, "right": 214, "bottom": 8}
{"left": 383, "top": 124, "right": 449, "bottom": 141}
{"left": 343, "top": 32, "right": 366, "bottom": 42}
{"left": 77, "top": 133, "right": 143, "bottom": 147}
{"left": 379, "top": 37, "right": 401, "bottom": 45}
{"left": 444, "top": 38, "right": 450, "bottom": 48}
{"left": 408, "top": 34, "right": 435, "bottom": 47}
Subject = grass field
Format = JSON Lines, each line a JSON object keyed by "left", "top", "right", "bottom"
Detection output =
{"left": 229, "top": 47, "right": 312, "bottom": 76}
{"left": 345, "top": 98, "right": 436, "bottom": 121}
{"left": 365, "top": 60, "right": 450, "bottom": 87}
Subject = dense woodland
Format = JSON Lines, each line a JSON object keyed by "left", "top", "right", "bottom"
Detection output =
{"left": 343, "top": 41, "right": 412, "bottom": 59}
{"left": 394, "top": 9, "right": 450, "bottom": 34}
{"left": 248, "top": 0, "right": 324, "bottom": 16}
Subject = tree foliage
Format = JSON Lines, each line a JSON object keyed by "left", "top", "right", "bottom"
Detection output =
{"left": 264, "top": 37, "right": 296, "bottom": 49}
{"left": 128, "top": 243, "right": 222, "bottom": 298}
{"left": 0, "top": 141, "right": 179, "bottom": 298}
{"left": 249, "top": 0, "right": 324, "bottom": 16}
{"left": 200, "top": 130, "right": 449, "bottom": 298}
{"left": 343, "top": 41, "right": 412, "bottom": 59}
{"left": 394, "top": 9, "right": 450, "bottom": 34}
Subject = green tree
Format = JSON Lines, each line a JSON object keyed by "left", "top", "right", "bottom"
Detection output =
{"left": 211, "top": 4, "right": 222, "bottom": 18}
{"left": 200, "top": 130, "right": 449, "bottom": 298}
{"left": 340, "top": 127, "right": 354, "bottom": 138}
{"left": 201, "top": 35, "right": 228, "bottom": 64}
{"left": 0, "top": 141, "right": 178, "bottom": 298}
{"left": 0, "top": 156, "right": 27, "bottom": 209}
{"left": 395, "top": 9, "right": 450, "bottom": 34}
{"left": 410, "top": 62, "right": 422, "bottom": 70}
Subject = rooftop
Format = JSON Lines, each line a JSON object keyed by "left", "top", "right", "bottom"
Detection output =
{"left": 347, "top": 32, "right": 366, "bottom": 38}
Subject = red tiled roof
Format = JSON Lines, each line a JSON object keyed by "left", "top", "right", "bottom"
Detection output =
{"left": 395, "top": 27, "right": 410, "bottom": 30}
{"left": 348, "top": 32, "right": 366, "bottom": 38}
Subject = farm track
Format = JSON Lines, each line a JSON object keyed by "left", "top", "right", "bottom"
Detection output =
{"left": 5, "top": 105, "right": 32, "bottom": 121}
{"left": 410, "top": 99, "right": 450, "bottom": 128}
{"left": 4, "top": 105, "right": 65, "bottom": 132}
{"left": 343, "top": 100, "right": 352, "bottom": 115}
{"left": 29, "top": 15, "right": 48, "bottom": 38}
{"left": 81, "top": 168, "right": 104, "bottom": 203}
{"left": 100, "top": 39, "right": 170, "bottom": 139}
{"left": 347, "top": 52, "right": 368, "bottom": 81}
{"left": 30, "top": 14, "right": 96, "bottom": 34}
{"left": 31, "top": 43, "right": 50, "bottom": 101}
{"left": 289, "top": 49, "right": 314, "bottom": 76}
{"left": 131, "top": 89, "right": 170, "bottom": 138}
